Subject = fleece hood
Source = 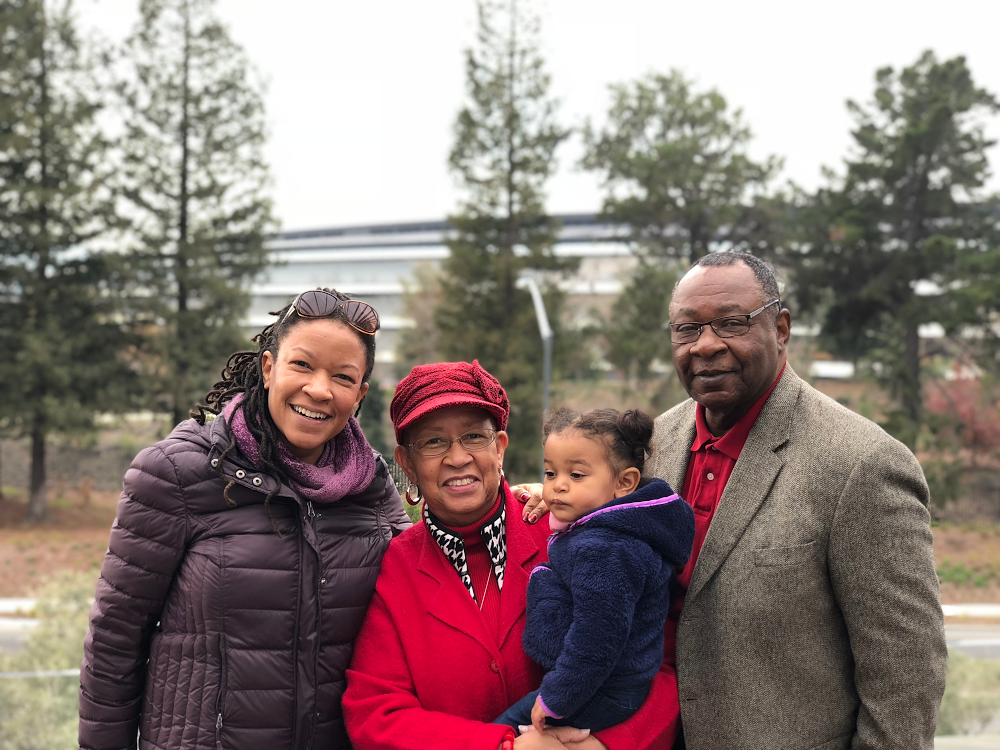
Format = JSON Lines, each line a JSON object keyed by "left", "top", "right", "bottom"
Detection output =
{"left": 558, "top": 478, "right": 694, "bottom": 568}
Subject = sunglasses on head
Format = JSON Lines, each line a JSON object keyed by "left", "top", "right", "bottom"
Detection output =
{"left": 281, "top": 290, "right": 380, "bottom": 335}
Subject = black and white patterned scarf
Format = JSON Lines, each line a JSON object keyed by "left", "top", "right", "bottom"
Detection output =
{"left": 424, "top": 494, "right": 506, "bottom": 604}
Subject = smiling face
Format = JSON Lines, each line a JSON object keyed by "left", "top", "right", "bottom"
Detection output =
{"left": 261, "top": 319, "right": 370, "bottom": 464}
{"left": 393, "top": 405, "right": 508, "bottom": 528}
{"left": 668, "top": 263, "right": 791, "bottom": 434}
{"left": 543, "top": 430, "right": 640, "bottom": 524}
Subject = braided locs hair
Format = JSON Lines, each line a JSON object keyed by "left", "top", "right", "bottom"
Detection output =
{"left": 190, "top": 288, "right": 377, "bottom": 534}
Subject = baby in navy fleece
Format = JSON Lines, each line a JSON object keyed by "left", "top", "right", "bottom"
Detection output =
{"left": 495, "top": 408, "right": 694, "bottom": 734}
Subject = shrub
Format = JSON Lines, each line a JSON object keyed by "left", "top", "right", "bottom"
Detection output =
{"left": 937, "top": 648, "right": 1000, "bottom": 735}
{"left": 0, "top": 572, "right": 94, "bottom": 750}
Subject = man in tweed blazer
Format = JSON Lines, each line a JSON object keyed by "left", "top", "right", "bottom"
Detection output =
{"left": 648, "top": 253, "right": 947, "bottom": 750}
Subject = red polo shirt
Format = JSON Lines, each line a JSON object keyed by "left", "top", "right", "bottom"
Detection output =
{"left": 664, "top": 365, "right": 785, "bottom": 665}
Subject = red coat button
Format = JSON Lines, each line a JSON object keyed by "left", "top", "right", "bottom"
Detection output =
{"left": 489, "top": 661, "right": 500, "bottom": 674}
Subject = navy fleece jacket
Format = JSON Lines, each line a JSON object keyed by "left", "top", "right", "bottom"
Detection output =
{"left": 523, "top": 478, "right": 695, "bottom": 720}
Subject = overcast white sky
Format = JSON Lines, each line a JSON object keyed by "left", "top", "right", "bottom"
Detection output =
{"left": 80, "top": 0, "right": 1000, "bottom": 232}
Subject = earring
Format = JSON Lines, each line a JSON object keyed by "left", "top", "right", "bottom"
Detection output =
{"left": 405, "top": 483, "right": 422, "bottom": 506}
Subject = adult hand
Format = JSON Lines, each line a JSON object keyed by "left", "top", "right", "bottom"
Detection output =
{"left": 510, "top": 483, "right": 546, "bottom": 524}
{"left": 562, "top": 733, "right": 608, "bottom": 749}
{"left": 513, "top": 726, "right": 606, "bottom": 749}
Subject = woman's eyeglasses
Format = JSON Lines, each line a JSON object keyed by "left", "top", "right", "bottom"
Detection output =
{"left": 281, "top": 290, "right": 380, "bottom": 335}
{"left": 406, "top": 430, "right": 498, "bottom": 457}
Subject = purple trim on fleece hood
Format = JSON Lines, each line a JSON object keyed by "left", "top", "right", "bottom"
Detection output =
{"left": 550, "top": 478, "right": 693, "bottom": 568}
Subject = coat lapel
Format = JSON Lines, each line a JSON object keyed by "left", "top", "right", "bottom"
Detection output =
{"left": 418, "top": 528, "right": 494, "bottom": 650}
{"left": 497, "top": 504, "right": 542, "bottom": 650}
{"left": 650, "top": 400, "right": 697, "bottom": 490}
{"left": 417, "top": 498, "right": 540, "bottom": 660}
{"left": 684, "top": 368, "right": 801, "bottom": 604}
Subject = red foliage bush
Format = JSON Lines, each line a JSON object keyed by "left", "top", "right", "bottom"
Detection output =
{"left": 924, "top": 376, "right": 1000, "bottom": 460}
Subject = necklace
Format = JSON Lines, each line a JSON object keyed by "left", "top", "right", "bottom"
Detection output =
{"left": 477, "top": 570, "right": 492, "bottom": 611}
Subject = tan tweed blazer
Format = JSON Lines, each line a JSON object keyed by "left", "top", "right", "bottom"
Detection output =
{"left": 647, "top": 367, "right": 947, "bottom": 750}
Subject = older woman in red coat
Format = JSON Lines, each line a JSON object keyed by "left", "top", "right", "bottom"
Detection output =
{"left": 342, "top": 361, "right": 681, "bottom": 750}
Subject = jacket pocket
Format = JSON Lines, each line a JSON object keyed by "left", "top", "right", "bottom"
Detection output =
{"left": 216, "top": 633, "right": 228, "bottom": 750}
{"left": 753, "top": 540, "right": 818, "bottom": 567}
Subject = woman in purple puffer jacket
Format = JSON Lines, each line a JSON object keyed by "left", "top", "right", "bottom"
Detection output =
{"left": 78, "top": 288, "right": 410, "bottom": 750}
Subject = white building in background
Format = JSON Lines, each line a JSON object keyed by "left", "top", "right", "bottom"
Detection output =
{"left": 250, "top": 214, "right": 634, "bottom": 382}
{"left": 251, "top": 214, "right": 878, "bottom": 384}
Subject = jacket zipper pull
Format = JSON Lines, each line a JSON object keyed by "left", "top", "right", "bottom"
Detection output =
{"left": 216, "top": 713, "right": 224, "bottom": 750}
{"left": 306, "top": 500, "right": 316, "bottom": 520}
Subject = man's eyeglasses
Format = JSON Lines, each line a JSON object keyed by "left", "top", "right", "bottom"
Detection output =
{"left": 406, "top": 430, "right": 498, "bottom": 457}
{"left": 666, "top": 300, "right": 780, "bottom": 344}
{"left": 281, "top": 290, "right": 380, "bottom": 335}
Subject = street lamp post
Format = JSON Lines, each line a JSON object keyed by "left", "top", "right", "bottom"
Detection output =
{"left": 518, "top": 275, "right": 552, "bottom": 478}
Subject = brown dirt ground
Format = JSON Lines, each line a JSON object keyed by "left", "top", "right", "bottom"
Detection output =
{"left": 1, "top": 490, "right": 999, "bottom": 605}
{"left": 0, "top": 489, "right": 118, "bottom": 597}
{"left": 933, "top": 524, "right": 1000, "bottom": 606}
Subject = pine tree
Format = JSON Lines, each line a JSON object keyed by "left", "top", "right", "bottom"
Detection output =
{"left": 394, "top": 262, "right": 443, "bottom": 380}
{"left": 357, "top": 378, "right": 391, "bottom": 458}
{"left": 582, "top": 71, "right": 783, "bottom": 264}
{"left": 947, "top": 228, "right": 1000, "bottom": 377}
{"left": 603, "top": 260, "right": 677, "bottom": 386}
{"left": 794, "top": 51, "right": 999, "bottom": 446}
{"left": 117, "top": 0, "right": 274, "bottom": 426}
{"left": 434, "top": 0, "right": 571, "bottom": 482}
{"left": 0, "top": 0, "right": 135, "bottom": 522}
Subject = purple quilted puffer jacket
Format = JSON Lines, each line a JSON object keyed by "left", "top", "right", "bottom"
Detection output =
{"left": 78, "top": 415, "right": 410, "bottom": 750}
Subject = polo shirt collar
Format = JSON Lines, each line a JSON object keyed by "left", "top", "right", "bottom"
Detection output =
{"left": 691, "top": 363, "right": 787, "bottom": 461}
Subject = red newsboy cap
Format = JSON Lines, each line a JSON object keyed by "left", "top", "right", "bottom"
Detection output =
{"left": 390, "top": 360, "right": 510, "bottom": 444}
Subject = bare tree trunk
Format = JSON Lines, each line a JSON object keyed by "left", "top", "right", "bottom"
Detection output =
{"left": 172, "top": 0, "right": 193, "bottom": 427}
{"left": 501, "top": 0, "right": 517, "bottom": 322}
{"left": 27, "top": 418, "right": 47, "bottom": 523}
{"left": 901, "top": 322, "right": 922, "bottom": 447}
{"left": 688, "top": 219, "right": 709, "bottom": 262}
{"left": 28, "top": 7, "right": 52, "bottom": 522}
{"left": 898, "top": 167, "right": 930, "bottom": 448}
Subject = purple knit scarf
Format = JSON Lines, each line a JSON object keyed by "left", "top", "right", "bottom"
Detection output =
{"left": 222, "top": 393, "right": 376, "bottom": 504}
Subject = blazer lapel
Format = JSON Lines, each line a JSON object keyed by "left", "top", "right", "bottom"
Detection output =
{"left": 650, "top": 399, "right": 697, "bottom": 490}
{"left": 684, "top": 368, "right": 801, "bottom": 604}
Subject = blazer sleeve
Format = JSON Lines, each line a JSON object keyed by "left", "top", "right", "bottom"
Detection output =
{"left": 78, "top": 445, "right": 192, "bottom": 750}
{"left": 536, "top": 540, "right": 651, "bottom": 720}
{"left": 343, "top": 590, "right": 510, "bottom": 750}
{"left": 828, "top": 439, "right": 947, "bottom": 750}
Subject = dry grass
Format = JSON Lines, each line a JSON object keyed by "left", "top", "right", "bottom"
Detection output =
{"left": 1, "top": 487, "right": 998, "bottom": 604}
{"left": 0, "top": 489, "right": 118, "bottom": 597}
{"left": 939, "top": 649, "right": 1000, "bottom": 735}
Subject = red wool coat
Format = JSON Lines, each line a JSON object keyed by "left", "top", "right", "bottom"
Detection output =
{"left": 343, "top": 495, "right": 681, "bottom": 750}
